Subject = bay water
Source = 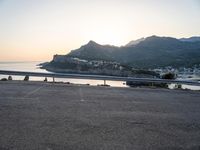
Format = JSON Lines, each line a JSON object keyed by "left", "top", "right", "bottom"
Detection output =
{"left": 0, "top": 61, "right": 126, "bottom": 87}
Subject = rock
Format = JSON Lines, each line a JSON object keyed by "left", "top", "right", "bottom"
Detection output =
{"left": 1, "top": 78, "right": 8, "bottom": 81}
{"left": 8, "top": 76, "right": 12, "bottom": 81}
{"left": 44, "top": 77, "right": 48, "bottom": 82}
{"left": 24, "top": 75, "right": 29, "bottom": 81}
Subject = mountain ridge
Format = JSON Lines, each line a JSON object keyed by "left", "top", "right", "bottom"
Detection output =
{"left": 179, "top": 36, "right": 200, "bottom": 42}
{"left": 52, "top": 35, "right": 200, "bottom": 69}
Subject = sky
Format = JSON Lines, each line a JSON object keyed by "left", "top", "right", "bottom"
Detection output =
{"left": 0, "top": 0, "right": 200, "bottom": 61}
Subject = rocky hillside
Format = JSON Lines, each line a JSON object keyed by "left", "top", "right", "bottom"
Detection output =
{"left": 43, "top": 56, "right": 159, "bottom": 77}
{"left": 67, "top": 36, "right": 200, "bottom": 68}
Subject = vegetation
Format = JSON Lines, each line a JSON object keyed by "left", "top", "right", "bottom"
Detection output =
{"left": 126, "top": 81, "right": 168, "bottom": 88}
{"left": 43, "top": 57, "right": 159, "bottom": 78}
{"left": 161, "top": 72, "right": 176, "bottom": 79}
{"left": 1, "top": 78, "right": 8, "bottom": 81}
{"left": 175, "top": 84, "right": 182, "bottom": 89}
{"left": 43, "top": 36, "right": 200, "bottom": 78}
{"left": 68, "top": 36, "right": 200, "bottom": 69}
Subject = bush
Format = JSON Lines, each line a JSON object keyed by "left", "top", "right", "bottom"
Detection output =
{"left": 175, "top": 84, "right": 182, "bottom": 89}
{"left": 126, "top": 81, "right": 168, "bottom": 88}
{"left": 1, "top": 78, "right": 8, "bottom": 81}
{"left": 162, "top": 72, "right": 176, "bottom": 79}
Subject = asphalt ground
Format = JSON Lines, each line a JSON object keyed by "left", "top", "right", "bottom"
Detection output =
{"left": 0, "top": 81, "right": 200, "bottom": 150}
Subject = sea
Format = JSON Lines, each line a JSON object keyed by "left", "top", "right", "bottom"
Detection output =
{"left": 0, "top": 61, "right": 200, "bottom": 90}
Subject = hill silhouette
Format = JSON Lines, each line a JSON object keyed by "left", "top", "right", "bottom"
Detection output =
{"left": 66, "top": 36, "right": 200, "bottom": 68}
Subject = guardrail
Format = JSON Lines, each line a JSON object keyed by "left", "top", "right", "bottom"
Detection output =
{"left": 0, "top": 70, "right": 200, "bottom": 86}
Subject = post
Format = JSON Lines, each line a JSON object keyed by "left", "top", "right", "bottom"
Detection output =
{"left": 104, "top": 80, "right": 106, "bottom": 85}
{"left": 53, "top": 77, "right": 55, "bottom": 83}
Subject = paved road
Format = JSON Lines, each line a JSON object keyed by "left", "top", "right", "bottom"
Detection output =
{"left": 0, "top": 81, "right": 200, "bottom": 150}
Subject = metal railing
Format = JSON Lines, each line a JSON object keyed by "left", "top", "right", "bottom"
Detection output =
{"left": 0, "top": 70, "right": 200, "bottom": 86}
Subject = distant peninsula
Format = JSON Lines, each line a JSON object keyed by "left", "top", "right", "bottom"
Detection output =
{"left": 41, "top": 35, "right": 200, "bottom": 77}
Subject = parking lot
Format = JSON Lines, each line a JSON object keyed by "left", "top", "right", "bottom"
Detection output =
{"left": 0, "top": 81, "right": 200, "bottom": 150}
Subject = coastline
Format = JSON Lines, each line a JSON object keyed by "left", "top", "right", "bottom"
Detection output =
{"left": 0, "top": 61, "right": 200, "bottom": 90}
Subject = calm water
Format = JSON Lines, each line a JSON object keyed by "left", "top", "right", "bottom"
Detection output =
{"left": 0, "top": 61, "right": 126, "bottom": 87}
{"left": 0, "top": 61, "right": 200, "bottom": 90}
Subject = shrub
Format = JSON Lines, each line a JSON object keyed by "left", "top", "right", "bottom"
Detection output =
{"left": 162, "top": 72, "right": 176, "bottom": 79}
{"left": 1, "top": 78, "right": 8, "bottom": 81}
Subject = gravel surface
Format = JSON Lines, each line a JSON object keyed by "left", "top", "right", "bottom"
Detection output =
{"left": 0, "top": 81, "right": 200, "bottom": 150}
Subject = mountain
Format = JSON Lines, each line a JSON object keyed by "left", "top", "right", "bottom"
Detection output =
{"left": 125, "top": 37, "right": 145, "bottom": 47}
{"left": 48, "top": 35, "right": 200, "bottom": 69}
{"left": 180, "top": 36, "right": 200, "bottom": 42}
{"left": 114, "top": 36, "right": 200, "bottom": 67}
{"left": 68, "top": 40, "right": 118, "bottom": 61}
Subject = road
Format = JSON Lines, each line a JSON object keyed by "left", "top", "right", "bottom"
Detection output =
{"left": 0, "top": 81, "right": 200, "bottom": 150}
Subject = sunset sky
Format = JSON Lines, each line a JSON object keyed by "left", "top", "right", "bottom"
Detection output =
{"left": 0, "top": 0, "right": 200, "bottom": 61}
